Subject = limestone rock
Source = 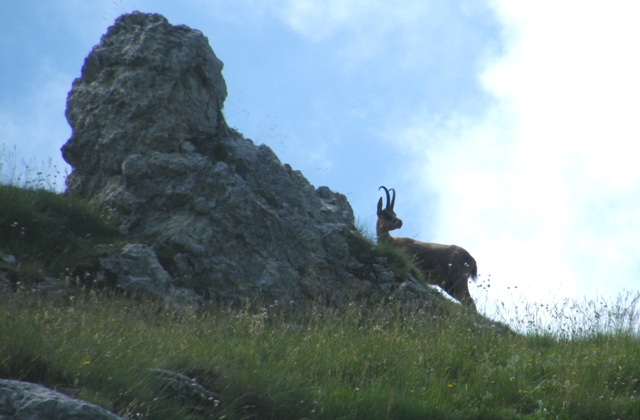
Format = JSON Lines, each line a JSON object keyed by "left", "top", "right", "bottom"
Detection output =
{"left": 147, "top": 369, "right": 221, "bottom": 410}
{"left": 62, "top": 12, "right": 227, "bottom": 199}
{"left": 0, "top": 379, "right": 123, "bottom": 420}
{"left": 98, "top": 243, "right": 202, "bottom": 307}
{"left": 60, "top": 12, "right": 435, "bottom": 307}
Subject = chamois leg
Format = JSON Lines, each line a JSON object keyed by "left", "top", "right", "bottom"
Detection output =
{"left": 445, "top": 270, "right": 477, "bottom": 311}
{"left": 455, "top": 286, "right": 477, "bottom": 311}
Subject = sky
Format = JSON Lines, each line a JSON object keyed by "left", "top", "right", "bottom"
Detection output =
{"left": 2, "top": 0, "right": 639, "bottom": 327}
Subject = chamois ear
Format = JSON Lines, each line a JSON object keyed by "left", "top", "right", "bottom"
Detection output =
{"left": 377, "top": 197, "right": 383, "bottom": 215}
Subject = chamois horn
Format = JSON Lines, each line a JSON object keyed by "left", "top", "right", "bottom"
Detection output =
{"left": 390, "top": 188, "right": 396, "bottom": 210}
{"left": 379, "top": 186, "right": 392, "bottom": 209}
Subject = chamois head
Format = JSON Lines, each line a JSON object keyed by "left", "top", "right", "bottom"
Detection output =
{"left": 377, "top": 186, "right": 403, "bottom": 243}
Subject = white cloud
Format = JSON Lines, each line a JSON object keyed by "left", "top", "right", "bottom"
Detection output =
{"left": 275, "top": 0, "right": 430, "bottom": 40}
{"left": 393, "top": 0, "right": 640, "bottom": 312}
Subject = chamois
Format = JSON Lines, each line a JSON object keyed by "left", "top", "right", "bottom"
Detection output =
{"left": 376, "top": 186, "right": 477, "bottom": 310}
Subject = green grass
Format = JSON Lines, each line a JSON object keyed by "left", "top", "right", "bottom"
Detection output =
{"left": 1, "top": 292, "right": 639, "bottom": 419}
{"left": 0, "top": 183, "right": 124, "bottom": 285}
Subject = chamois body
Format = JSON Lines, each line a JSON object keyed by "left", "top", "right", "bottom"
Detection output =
{"left": 376, "top": 186, "right": 477, "bottom": 310}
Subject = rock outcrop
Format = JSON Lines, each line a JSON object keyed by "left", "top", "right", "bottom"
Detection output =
{"left": 0, "top": 379, "right": 123, "bottom": 420}
{"left": 60, "top": 12, "right": 438, "bottom": 307}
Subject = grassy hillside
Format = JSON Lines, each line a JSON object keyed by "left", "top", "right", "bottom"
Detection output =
{"left": 1, "top": 160, "right": 640, "bottom": 419}
{"left": 2, "top": 290, "right": 639, "bottom": 419}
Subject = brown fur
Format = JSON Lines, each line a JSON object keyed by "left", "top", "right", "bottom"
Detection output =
{"left": 376, "top": 186, "right": 477, "bottom": 310}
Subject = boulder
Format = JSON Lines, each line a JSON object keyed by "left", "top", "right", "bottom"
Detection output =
{"left": 60, "top": 12, "right": 438, "bottom": 307}
{"left": 0, "top": 379, "right": 123, "bottom": 420}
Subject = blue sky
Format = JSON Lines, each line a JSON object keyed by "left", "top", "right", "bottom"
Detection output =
{"left": 2, "top": 1, "right": 640, "bottom": 323}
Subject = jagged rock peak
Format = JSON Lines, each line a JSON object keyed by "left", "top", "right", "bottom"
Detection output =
{"left": 62, "top": 11, "right": 228, "bottom": 197}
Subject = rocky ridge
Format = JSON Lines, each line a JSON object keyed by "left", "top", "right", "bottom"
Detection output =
{"left": 57, "top": 11, "right": 439, "bottom": 308}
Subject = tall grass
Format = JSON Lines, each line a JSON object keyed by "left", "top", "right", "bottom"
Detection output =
{"left": 0, "top": 144, "right": 68, "bottom": 191}
{"left": 472, "top": 282, "right": 640, "bottom": 339}
{"left": 1, "top": 290, "right": 639, "bottom": 419}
